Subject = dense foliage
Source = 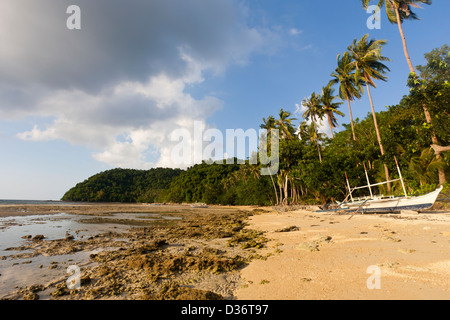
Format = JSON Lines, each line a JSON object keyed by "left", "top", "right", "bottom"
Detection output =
{"left": 62, "top": 168, "right": 183, "bottom": 203}
{"left": 164, "top": 161, "right": 274, "bottom": 206}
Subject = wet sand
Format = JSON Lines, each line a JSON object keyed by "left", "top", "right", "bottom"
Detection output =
{"left": 0, "top": 202, "right": 195, "bottom": 217}
{"left": 1, "top": 203, "right": 449, "bottom": 300}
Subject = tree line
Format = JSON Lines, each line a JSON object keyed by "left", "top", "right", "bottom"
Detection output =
{"left": 258, "top": 43, "right": 448, "bottom": 206}
{"left": 62, "top": 168, "right": 183, "bottom": 203}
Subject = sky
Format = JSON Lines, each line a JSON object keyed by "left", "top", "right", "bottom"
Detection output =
{"left": 0, "top": 0, "right": 449, "bottom": 200}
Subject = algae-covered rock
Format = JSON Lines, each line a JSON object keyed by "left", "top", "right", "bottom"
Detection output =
{"left": 156, "top": 282, "right": 224, "bottom": 300}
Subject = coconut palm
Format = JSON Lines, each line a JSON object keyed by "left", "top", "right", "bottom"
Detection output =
{"left": 320, "top": 85, "right": 344, "bottom": 138}
{"left": 361, "top": 1, "right": 446, "bottom": 184}
{"left": 348, "top": 34, "right": 392, "bottom": 191}
{"left": 260, "top": 116, "right": 276, "bottom": 131}
{"left": 361, "top": 0, "right": 431, "bottom": 73}
{"left": 348, "top": 35, "right": 390, "bottom": 153}
{"left": 298, "top": 121, "right": 326, "bottom": 145}
{"left": 329, "top": 52, "right": 364, "bottom": 141}
{"left": 276, "top": 109, "right": 297, "bottom": 139}
{"left": 409, "top": 147, "right": 446, "bottom": 186}
{"left": 260, "top": 115, "right": 278, "bottom": 152}
{"left": 302, "top": 92, "right": 324, "bottom": 162}
{"left": 260, "top": 115, "right": 281, "bottom": 204}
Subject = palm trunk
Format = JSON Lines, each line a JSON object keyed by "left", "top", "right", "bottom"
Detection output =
{"left": 268, "top": 167, "right": 279, "bottom": 205}
{"left": 346, "top": 96, "right": 357, "bottom": 141}
{"left": 366, "top": 84, "right": 384, "bottom": 154}
{"left": 391, "top": 1, "right": 446, "bottom": 185}
{"left": 435, "top": 151, "right": 447, "bottom": 185}
{"left": 284, "top": 174, "right": 289, "bottom": 203}
{"left": 391, "top": 1, "right": 415, "bottom": 73}
{"left": 366, "top": 82, "right": 391, "bottom": 193}
{"left": 327, "top": 113, "right": 335, "bottom": 138}
{"left": 424, "top": 103, "right": 447, "bottom": 184}
{"left": 290, "top": 179, "right": 296, "bottom": 204}
{"left": 312, "top": 116, "right": 322, "bottom": 163}
{"left": 278, "top": 175, "right": 283, "bottom": 205}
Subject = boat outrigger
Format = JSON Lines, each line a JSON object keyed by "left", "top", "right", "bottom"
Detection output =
{"left": 317, "top": 157, "right": 443, "bottom": 214}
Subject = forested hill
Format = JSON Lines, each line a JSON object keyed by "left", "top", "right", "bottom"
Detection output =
{"left": 61, "top": 161, "right": 275, "bottom": 205}
{"left": 61, "top": 168, "right": 183, "bottom": 203}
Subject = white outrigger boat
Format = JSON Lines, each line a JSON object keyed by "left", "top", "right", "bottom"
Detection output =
{"left": 317, "top": 157, "right": 443, "bottom": 214}
{"left": 190, "top": 203, "right": 208, "bottom": 208}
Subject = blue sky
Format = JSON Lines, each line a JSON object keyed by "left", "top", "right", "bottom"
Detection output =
{"left": 0, "top": 0, "right": 449, "bottom": 200}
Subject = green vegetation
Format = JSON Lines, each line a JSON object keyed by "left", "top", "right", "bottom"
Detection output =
{"left": 62, "top": 162, "right": 274, "bottom": 205}
{"left": 63, "top": 43, "right": 449, "bottom": 206}
{"left": 62, "top": 168, "right": 183, "bottom": 203}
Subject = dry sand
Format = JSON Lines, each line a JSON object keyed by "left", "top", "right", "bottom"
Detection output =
{"left": 236, "top": 208, "right": 450, "bottom": 300}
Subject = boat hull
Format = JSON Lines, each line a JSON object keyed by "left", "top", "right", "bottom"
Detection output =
{"left": 352, "top": 202, "right": 435, "bottom": 213}
{"left": 318, "top": 186, "right": 443, "bottom": 213}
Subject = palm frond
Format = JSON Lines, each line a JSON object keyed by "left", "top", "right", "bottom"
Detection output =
{"left": 348, "top": 34, "right": 390, "bottom": 88}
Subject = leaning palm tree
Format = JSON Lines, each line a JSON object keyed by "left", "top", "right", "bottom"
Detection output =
{"left": 348, "top": 34, "right": 392, "bottom": 191}
{"left": 361, "top": 0, "right": 431, "bottom": 74}
{"left": 361, "top": 1, "right": 446, "bottom": 184}
{"left": 320, "top": 85, "right": 344, "bottom": 138}
{"left": 302, "top": 92, "right": 324, "bottom": 162}
{"left": 329, "top": 52, "right": 364, "bottom": 141}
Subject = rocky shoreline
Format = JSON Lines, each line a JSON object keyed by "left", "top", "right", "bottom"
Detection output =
{"left": 0, "top": 204, "right": 272, "bottom": 300}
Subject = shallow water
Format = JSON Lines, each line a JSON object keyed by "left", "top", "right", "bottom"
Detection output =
{"left": 0, "top": 212, "right": 181, "bottom": 255}
{"left": 1, "top": 213, "right": 118, "bottom": 255}
{"left": 0, "top": 250, "right": 99, "bottom": 298}
{"left": 0, "top": 211, "right": 182, "bottom": 298}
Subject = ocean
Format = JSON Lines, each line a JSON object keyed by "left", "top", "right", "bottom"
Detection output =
{"left": 0, "top": 199, "right": 74, "bottom": 205}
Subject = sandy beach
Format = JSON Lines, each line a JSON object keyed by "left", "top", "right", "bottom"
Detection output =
{"left": 0, "top": 203, "right": 449, "bottom": 300}
{"left": 237, "top": 208, "right": 450, "bottom": 300}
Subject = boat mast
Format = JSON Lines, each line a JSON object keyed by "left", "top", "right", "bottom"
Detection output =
{"left": 363, "top": 162, "right": 373, "bottom": 199}
{"left": 345, "top": 172, "right": 354, "bottom": 202}
{"left": 394, "top": 156, "right": 408, "bottom": 198}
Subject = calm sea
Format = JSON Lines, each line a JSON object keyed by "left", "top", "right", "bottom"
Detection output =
{"left": 0, "top": 199, "right": 78, "bottom": 205}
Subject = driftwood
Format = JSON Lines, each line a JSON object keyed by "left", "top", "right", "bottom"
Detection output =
{"left": 431, "top": 144, "right": 450, "bottom": 153}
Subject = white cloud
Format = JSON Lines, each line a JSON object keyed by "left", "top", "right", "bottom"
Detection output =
{"left": 18, "top": 70, "right": 224, "bottom": 169}
{"left": 1, "top": 1, "right": 273, "bottom": 169}
{"left": 289, "top": 28, "right": 303, "bottom": 36}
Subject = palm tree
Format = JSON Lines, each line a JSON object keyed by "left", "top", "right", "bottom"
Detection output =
{"left": 302, "top": 92, "right": 324, "bottom": 162}
{"left": 361, "top": 0, "right": 431, "bottom": 74}
{"left": 348, "top": 34, "right": 392, "bottom": 191}
{"left": 276, "top": 109, "right": 297, "bottom": 139}
{"left": 361, "top": 1, "right": 446, "bottom": 184}
{"left": 260, "top": 115, "right": 279, "bottom": 204}
{"left": 298, "top": 121, "right": 326, "bottom": 145}
{"left": 260, "top": 116, "right": 276, "bottom": 131}
{"left": 320, "top": 85, "right": 344, "bottom": 138}
{"left": 260, "top": 115, "right": 277, "bottom": 147}
{"left": 409, "top": 147, "right": 446, "bottom": 186}
{"left": 329, "top": 52, "right": 364, "bottom": 141}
